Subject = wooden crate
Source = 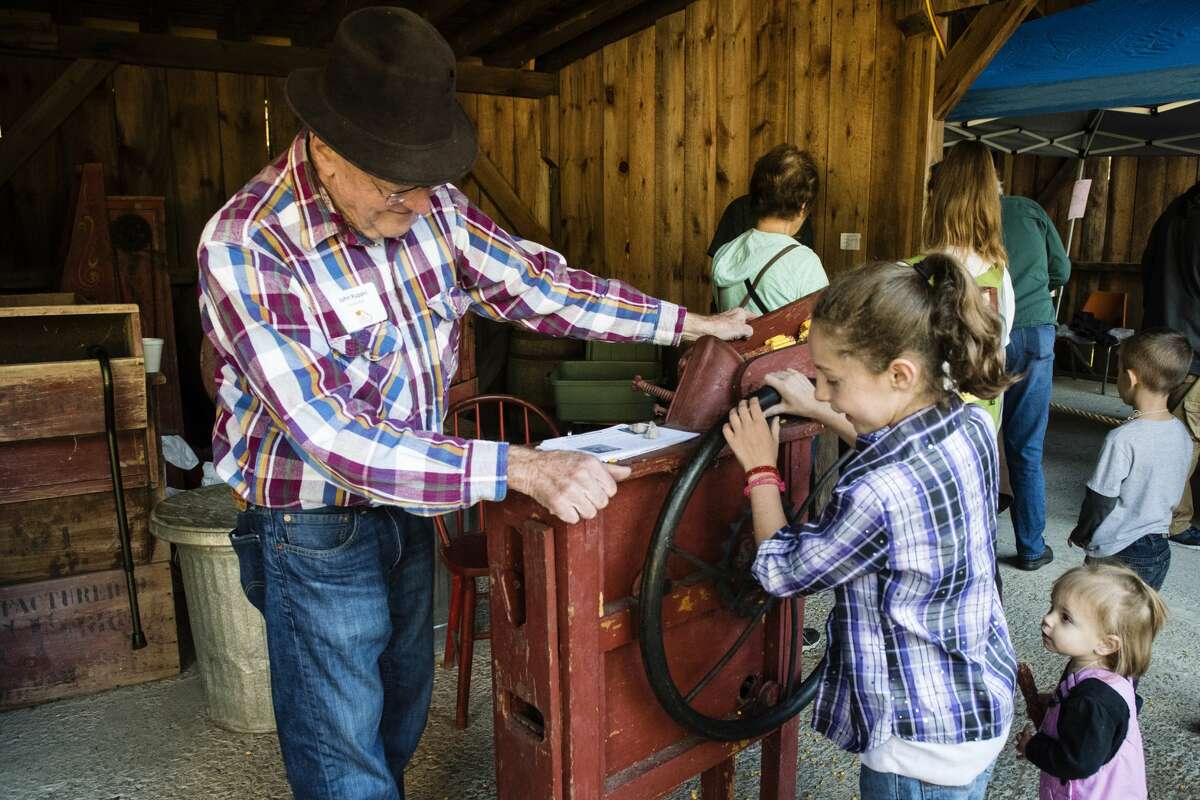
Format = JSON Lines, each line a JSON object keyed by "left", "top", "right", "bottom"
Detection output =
{"left": 0, "top": 304, "right": 163, "bottom": 582}
{"left": 0, "top": 303, "right": 144, "bottom": 365}
{"left": 0, "top": 560, "right": 180, "bottom": 708}
{"left": 0, "top": 488, "right": 166, "bottom": 585}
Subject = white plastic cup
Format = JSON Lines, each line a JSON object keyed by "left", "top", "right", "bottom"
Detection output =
{"left": 142, "top": 337, "right": 164, "bottom": 374}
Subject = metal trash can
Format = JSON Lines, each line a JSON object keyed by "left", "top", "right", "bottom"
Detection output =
{"left": 151, "top": 485, "right": 275, "bottom": 732}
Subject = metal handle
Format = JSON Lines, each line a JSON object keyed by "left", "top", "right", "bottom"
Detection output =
{"left": 89, "top": 346, "right": 148, "bottom": 650}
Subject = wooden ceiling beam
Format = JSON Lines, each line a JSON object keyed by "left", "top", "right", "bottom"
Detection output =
{"left": 425, "top": 1, "right": 473, "bottom": 26}
{"left": 297, "top": 0, "right": 356, "bottom": 46}
{"left": 300, "top": 1, "right": 444, "bottom": 47}
{"left": 48, "top": 1, "right": 79, "bottom": 28}
{"left": 0, "top": 23, "right": 558, "bottom": 98}
{"left": 489, "top": 0, "right": 642, "bottom": 68}
{"left": 139, "top": 0, "right": 170, "bottom": 34}
{"left": 218, "top": 0, "right": 285, "bottom": 41}
{"left": 0, "top": 58, "right": 117, "bottom": 186}
{"left": 537, "top": 0, "right": 690, "bottom": 73}
{"left": 896, "top": 0, "right": 991, "bottom": 38}
{"left": 933, "top": 0, "right": 1038, "bottom": 120}
{"left": 447, "top": 0, "right": 559, "bottom": 58}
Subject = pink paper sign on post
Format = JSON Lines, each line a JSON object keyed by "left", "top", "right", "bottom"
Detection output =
{"left": 1068, "top": 178, "right": 1093, "bottom": 220}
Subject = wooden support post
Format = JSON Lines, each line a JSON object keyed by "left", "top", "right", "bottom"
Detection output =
{"left": 471, "top": 151, "right": 561, "bottom": 251}
{"left": 932, "top": 0, "right": 1038, "bottom": 120}
{"left": 0, "top": 58, "right": 116, "bottom": 186}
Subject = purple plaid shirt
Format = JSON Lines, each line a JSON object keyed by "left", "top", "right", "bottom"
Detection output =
{"left": 753, "top": 398, "right": 1016, "bottom": 753}
{"left": 198, "top": 133, "right": 684, "bottom": 512}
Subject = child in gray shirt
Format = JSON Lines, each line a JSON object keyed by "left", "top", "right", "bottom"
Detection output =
{"left": 1070, "top": 329, "right": 1195, "bottom": 590}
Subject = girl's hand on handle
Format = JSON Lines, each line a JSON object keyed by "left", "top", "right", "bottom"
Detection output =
{"left": 764, "top": 369, "right": 858, "bottom": 446}
{"left": 723, "top": 398, "right": 781, "bottom": 472}
{"left": 762, "top": 369, "right": 820, "bottom": 418}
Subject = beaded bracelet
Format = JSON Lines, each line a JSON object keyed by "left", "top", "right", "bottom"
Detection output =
{"left": 744, "top": 465, "right": 781, "bottom": 481}
{"left": 743, "top": 475, "right": 786, "bottom": 496}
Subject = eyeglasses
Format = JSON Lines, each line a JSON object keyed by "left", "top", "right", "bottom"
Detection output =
{"left": 368, "top": 177, "right": 432, "bottom": 208}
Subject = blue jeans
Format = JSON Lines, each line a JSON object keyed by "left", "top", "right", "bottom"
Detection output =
{"left": 1003, "top": 324, "right": 1056, "bottom": 560}
{"left": 860, "top": 763, "right": 994, "bottom": 800}
{"left": 230, "top": 505, "right": 435, "bottom": 800}
{"left": 1087, "top": 534, "right": 1171, "bottom": 591}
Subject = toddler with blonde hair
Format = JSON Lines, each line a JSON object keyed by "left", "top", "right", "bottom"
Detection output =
{"left": 1017, "top": 562, "right": 1167, "bottom": 799}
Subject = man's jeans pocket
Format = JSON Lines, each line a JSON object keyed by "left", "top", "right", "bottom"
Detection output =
{"left": 276, "top": 509, "right": 359, "bottom": 557}
{"left": 229, "top": 527, "right": 266, "bottom": 614}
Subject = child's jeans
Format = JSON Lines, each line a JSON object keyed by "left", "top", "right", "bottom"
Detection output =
{"left": 1086, "top": 533, "right": 1171, "bottom": 591}
{"left": 860, "top": 763, "right": 994, "bottom": 799}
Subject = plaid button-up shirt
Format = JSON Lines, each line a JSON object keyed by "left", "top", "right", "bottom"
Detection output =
{"left": 198, "top": 133, "right": 684, "bottom": 512}
{"left": 753, "top": 398, "right": 1016, "bottom": 753}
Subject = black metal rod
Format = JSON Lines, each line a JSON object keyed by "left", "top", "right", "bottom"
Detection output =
{"left": 90, "top": 346, "right": 148, "bottom": 650}
{"left": 667, "top": 543, "right": 729, "bottom": 580}
{"left": 685, "top": 596, "right": 775, "bottom": 703}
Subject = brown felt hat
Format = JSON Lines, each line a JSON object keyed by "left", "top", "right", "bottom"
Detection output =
{"left": 286, "top": 7, "right": 477, "bottom": 185}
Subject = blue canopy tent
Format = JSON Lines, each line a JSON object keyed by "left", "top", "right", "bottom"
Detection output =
{"left": 944, "top": 0, "right": 1200, "bottom": 158}
{"left": 943, "top": 0, "right": 1200, "bottom": 372}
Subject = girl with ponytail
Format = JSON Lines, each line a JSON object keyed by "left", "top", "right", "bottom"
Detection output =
{"left": 722, "top": 255, "right": 1017, "bottom": 800}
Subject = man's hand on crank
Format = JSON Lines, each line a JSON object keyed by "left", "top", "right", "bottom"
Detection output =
{"left": 682, "top": 307, "right": 755, "bottom": 342}
{"left": 508, "top": 447, "right": 632, "bottom": 524}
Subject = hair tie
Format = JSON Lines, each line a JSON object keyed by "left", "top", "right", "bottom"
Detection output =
{"left": 941, "top": 360, "right": 956, "bottom": 391}
{"left": 910, "top": 258, "right": 934, "bottom": 285}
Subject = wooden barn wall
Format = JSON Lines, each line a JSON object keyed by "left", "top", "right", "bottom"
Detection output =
{"left": 0, "top": 54, "right": 550, "bottom": 446}
{"left": 996, "top": 152, "right": 1200, "bottom": 330}
{"left": 556, "top": 0, "right": 940, "bottom": 313}
{"left": 0, "top": 60, "right": 550, "bottom": 288}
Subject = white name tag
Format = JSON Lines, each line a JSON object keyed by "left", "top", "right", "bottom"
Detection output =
{"left": 331, "top": 285, "right": 388, "bottom": 333}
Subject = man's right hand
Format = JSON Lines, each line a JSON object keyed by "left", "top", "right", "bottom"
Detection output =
{"left": 507, "top": 446, "right": 632, "bottom": 524}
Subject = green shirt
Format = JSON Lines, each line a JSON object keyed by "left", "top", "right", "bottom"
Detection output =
{"left": 1000, "top": 195, "right": 1071, "bottom": 329}
{"left": 711, "top": 229, "right": 829, "bottom": 312}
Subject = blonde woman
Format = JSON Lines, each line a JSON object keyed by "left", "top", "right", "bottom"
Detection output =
{"left": 916, "top": 141, "right": 1016, "bottom": 432}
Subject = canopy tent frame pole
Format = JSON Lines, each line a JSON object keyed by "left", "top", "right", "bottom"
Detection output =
{"left": 1055, "top": 110, "right": 1106, "bottom": 321}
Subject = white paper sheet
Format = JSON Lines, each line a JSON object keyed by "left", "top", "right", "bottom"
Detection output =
{"left": 537, "top": 424, "right": 699, "bottom": 463}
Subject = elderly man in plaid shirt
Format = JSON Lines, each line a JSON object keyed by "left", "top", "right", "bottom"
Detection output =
{"left": 198, "top": 9, "right": 750, "bottom": 800}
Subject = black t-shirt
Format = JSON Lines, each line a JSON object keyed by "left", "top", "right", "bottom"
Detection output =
{"left": 707, "top": 194, "right": 814, "bottom": 258}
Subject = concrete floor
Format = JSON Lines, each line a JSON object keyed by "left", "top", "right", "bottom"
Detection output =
{"left": 2, "top": 378, "right": 1198, "bottom": 799}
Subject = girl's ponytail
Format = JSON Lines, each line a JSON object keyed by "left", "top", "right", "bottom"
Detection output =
{"left": 922, "top": 253, "right": 1013, "bottom": 400}
{"left": 811, "top": 255, "right": 1015, "bottom": 403}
